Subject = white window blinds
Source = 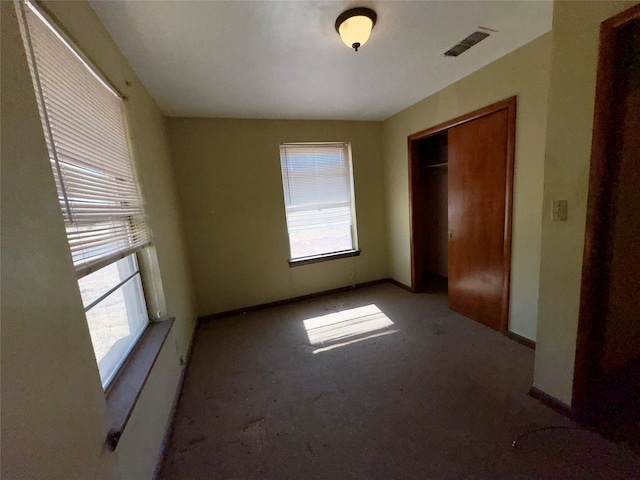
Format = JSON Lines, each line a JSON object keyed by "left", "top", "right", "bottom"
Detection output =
{"left": 19, "top": 1, "right": 149, "bottom": 278}
{"left": 279, "top": 143, "right": 357, "bottom": 259}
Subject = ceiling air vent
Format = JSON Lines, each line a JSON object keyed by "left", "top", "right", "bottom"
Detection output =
{"left": 444, "top": 30, "right": 490, "bottom": 57}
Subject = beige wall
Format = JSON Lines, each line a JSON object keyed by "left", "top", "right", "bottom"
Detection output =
{"left": 167, "top": 118, "right": 387, "bottom": 316}
{"left": 533, "top": 0, "right": 638, "bottom": 406}
{"left": 382, "top": 33, "right": 552, "bottom": 341}
{"left": 1, "top": 1, "right": 196, "bottom": 479}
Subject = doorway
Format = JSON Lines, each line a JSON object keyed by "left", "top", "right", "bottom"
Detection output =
{"left": 574, "top": 4, "right": 640, "bottom": 446}
{"left": 409, "top": 97, "right": 516, "bottom": 332}
{"left": 409, "top": 131, "right": 449, "bottom": 293}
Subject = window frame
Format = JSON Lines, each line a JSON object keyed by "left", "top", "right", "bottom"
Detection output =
{"left": 279, "top": 142, "right": 360, "bottom": 266}
{"left": 17, "top": 0, "right": 153, "bottom": 389}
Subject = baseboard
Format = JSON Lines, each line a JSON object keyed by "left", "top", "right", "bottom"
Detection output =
{"left": 528, "top": 386, "right": 573, "bottom": 419}
{"left": 199, "top": 278, "right": 392, "bottom": 322}
{"left": 152, "top": 319, "right": 199, "bottom": 480}
{"left": 386, "top": 277, "right": 413, "bottom": 292}
{"left": 507, "top": 330, "right": 536, "bottom": 349}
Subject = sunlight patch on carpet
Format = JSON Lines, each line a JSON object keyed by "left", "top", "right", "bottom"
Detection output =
{"left": 303, "top": 304, "right": 397, "bottom": 354}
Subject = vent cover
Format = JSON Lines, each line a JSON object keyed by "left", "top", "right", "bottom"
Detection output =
{"left": 444, "top": 31, "right": 490, "bottom": 57}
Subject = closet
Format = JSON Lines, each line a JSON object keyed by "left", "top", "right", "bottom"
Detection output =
{"left": 411, "top": 132, "right": 449, "bottom": 291}
{"left": 409, "top": 97, "right": 516, "bottom": 332}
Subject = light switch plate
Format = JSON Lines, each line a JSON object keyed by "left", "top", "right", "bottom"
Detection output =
{"left": 552, "top": 199, "right": 568, "bottom": 221}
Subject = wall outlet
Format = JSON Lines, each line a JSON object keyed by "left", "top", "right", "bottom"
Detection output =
{"left": 552, "top": 199, "right": 568, "bottom": 221}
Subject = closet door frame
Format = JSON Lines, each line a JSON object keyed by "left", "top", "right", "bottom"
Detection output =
{"left": 573, "top": 4, "right": 640, "bottom": 423}
{"left": 408, "top": 96, "right": 516, "bottom": 333}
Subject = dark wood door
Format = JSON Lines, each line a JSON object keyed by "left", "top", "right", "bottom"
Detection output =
{"left": 448, "top": 109, "right": 510, "bottom": 330}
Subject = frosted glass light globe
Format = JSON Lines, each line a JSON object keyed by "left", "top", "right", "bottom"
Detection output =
{"left": 338, "top": 15, "right": 374, "bottom": 51}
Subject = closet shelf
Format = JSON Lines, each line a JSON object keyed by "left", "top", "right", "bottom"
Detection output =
{"left": 425, "top": 162, "right": 448, "bottom": 169}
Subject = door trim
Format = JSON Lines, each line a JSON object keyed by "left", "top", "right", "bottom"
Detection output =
{"left": 573, "top": 4, "right": 640, "bottom": 421}
{"left": 408, "top": 96, "right": 516, "bottom": 333}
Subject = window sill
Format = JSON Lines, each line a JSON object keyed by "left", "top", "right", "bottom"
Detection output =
{"left": 288, "top": 249, "right": 361, "bottom": 267}
{"left": 104, "top": 317, "right": 175, "bottom": 451}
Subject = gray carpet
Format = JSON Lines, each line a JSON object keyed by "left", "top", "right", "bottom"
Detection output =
{"left": 157, "top": 283, "right": 640, "bottom": 479}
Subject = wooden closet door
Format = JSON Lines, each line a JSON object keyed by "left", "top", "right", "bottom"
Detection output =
{"left": 448, "top": 109, "right": 510, "bottom": 330}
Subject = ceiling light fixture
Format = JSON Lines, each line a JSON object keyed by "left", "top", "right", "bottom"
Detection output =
{"left": 335, "top": 7, "right": 377, "bottom": 52}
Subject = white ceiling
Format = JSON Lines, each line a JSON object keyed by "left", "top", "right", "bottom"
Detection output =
{"left": 89, "top": 1, "right": 552, "bottom": 121}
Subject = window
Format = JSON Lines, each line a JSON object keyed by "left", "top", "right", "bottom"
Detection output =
{"left": 18, "top": 0, "right": 150, "bottom": 387}
{"left": 279, "top": 143, "right": 359, "bottom": 263}
{"left": 78, "top": 254, "right": 147, "bottom": 386}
